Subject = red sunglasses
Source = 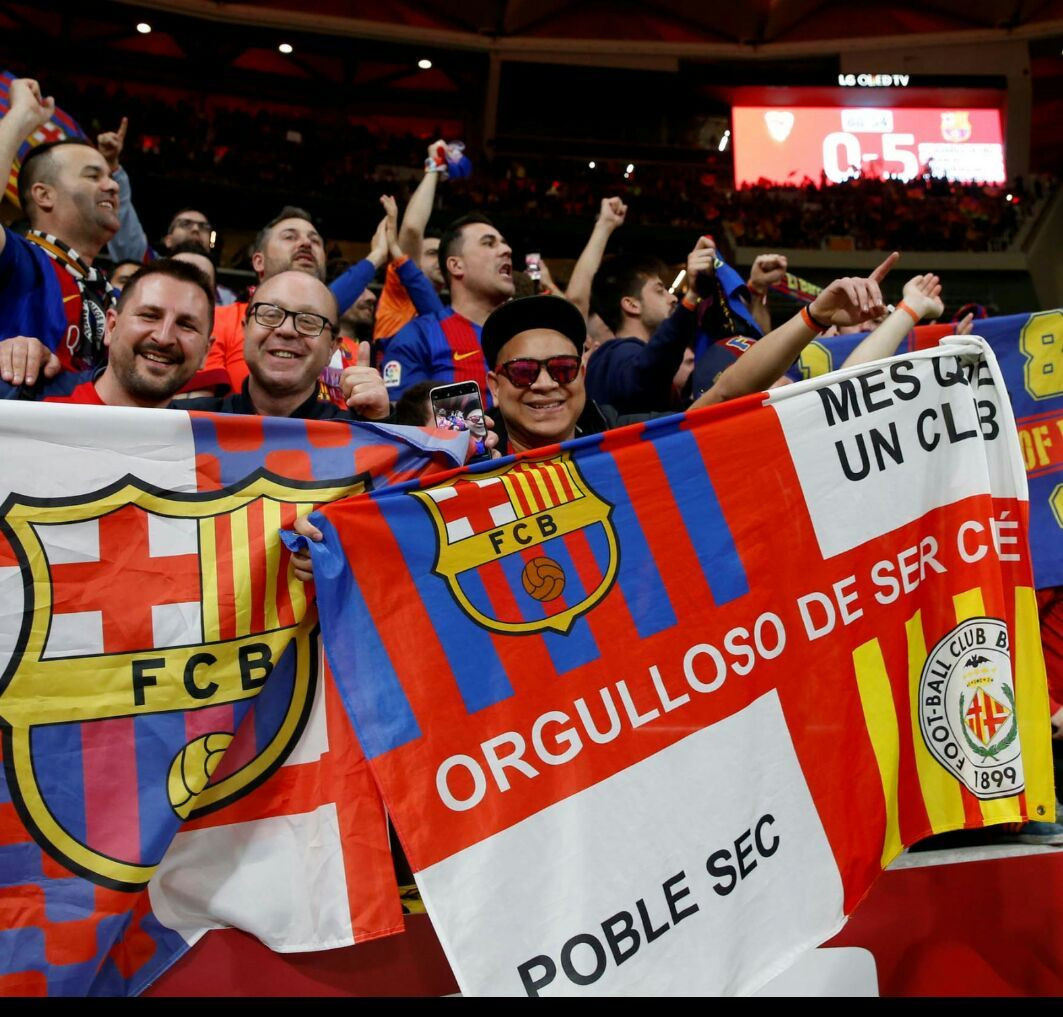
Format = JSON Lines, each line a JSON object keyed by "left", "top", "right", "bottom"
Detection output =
{"left": 496, "top": 355, "right": 581, "bottom": 388}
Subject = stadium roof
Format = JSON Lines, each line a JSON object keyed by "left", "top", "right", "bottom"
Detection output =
{"left": 124, "top": 0, "right": 1063, "bottom": 55}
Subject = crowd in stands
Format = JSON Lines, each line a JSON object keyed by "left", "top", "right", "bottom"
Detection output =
{"left": 0, "top": 72, "right": 1061, "bottom": 850}
{"left": 38, "top": 75, "right": 1054, "bottom": 258}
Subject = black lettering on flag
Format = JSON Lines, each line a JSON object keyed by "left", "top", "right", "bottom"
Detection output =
{"left": 132, "top": 657, "right": 164, "bottom": 706}
{"left": 183, "top": 651, "right": 219, "bottom": 700}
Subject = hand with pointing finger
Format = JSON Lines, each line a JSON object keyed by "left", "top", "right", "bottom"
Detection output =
{"left": 808, "top": 251, "right": 899, "bottom": 327}
{"left": 97, "top": 117, "right": 128, "bottom": 173}
{"left": 341, "top": 341, "right": 390, "bottom": 420}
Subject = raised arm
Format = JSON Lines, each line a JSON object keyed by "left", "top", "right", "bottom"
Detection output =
{"left": 565, "top": 197, "right": 627, "bottom": 318}
{"left": 0, "top": 78, "right": 55, "bottom": 258}
{"left": 841, "top": 272, "right": 943, "bottom": 369}
{"left": 99, "top": 117, "right": 151, "bottom": 263}
{"left": 694, "top": 252, "right": 899, "bottom": 408}
{"left": 746, "top": 253, "right": 788, "bottom": 334}
{"left": 397, "top": 139, "right": 446, "bottom": 263}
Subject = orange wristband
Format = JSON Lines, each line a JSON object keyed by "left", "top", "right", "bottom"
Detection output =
{"left": 800, "top": 305, "right": 827, "bottom": 333}
{"left": 681, "top": 293, "right": 699, "bottom": 311}
{"left": 897, "top": 301, "right": 920, "bottom": 325}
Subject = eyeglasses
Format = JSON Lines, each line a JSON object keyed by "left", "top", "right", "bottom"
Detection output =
{"left": 171, "top": 217, "right": 212, "bottom": 233}
{"left": 496, "top": 355, "right": 581, "bottom": 388}
{"left": 247, "top": 302, "right": 336, "bottom": 338}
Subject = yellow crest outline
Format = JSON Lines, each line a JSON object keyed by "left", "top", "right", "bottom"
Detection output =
{"left": 0, "top": 471, "right": 360, "bottom": 891}
{"left": 411, "top": 452, "right": 618, "bottom": 636}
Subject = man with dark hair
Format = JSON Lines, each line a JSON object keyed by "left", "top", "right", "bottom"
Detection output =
{"left": 0, "top": 78, "right": 120, "bottom": 376}
{"left": 163, "top": 209, "right": 214, "bottom": 254}
{"left": 200, "top": 202, "right": 395, "bottom": 394}
{"left": 589, "top": 253, "right": 672, "bottom": 337}
{"left": 0, "top": 259, "right": 214, "bottom": 406}
{"left": 380, "top": 212, "right": 514, "bottom": 403}
{"left": 585, "top": 237, "right": 715, "bottom": 415}
{"left": 110, "top": 259, "right": 143, "bottom": 291}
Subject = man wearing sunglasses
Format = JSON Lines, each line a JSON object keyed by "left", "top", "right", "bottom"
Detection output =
{"left": 481, "top": 296, "right": 592, "bottom": 453}
{"left": 179, "top": 271, "right": 390, "bottom": 421}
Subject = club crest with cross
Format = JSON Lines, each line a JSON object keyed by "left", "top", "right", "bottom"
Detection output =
{"left": 413, "top": 453, "right": 619, "bottom": 636}
{"left": 0, "top": 472, "right": 362, "bottom": 891}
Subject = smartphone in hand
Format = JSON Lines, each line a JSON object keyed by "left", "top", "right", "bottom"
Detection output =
{"left": 430, "top": 381, "right": 490, "bottom": 462}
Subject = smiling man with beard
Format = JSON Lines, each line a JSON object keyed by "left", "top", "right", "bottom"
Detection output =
{"left": 0, "top": 259, "right": 215, "bottom": 406}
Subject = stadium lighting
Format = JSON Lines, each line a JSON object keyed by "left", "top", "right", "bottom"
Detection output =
{"left": 625, "top": 163, "right": 635, "bottom": 173}
{"left": 278, "top": 42, "right": 294, "bottom": 54}
{"left": 418, "top": 58, "right": 433, "bottom": 70}
{"left": 1006, "top": 193, "right": 1014, "bottom": 201}
{"left": 136, "top": 22, "right": 152, "bottom": 34}
{"left": 588, "top": 160, "right": 596, "bottom": 169}
{"left": 718, "top": 130, "right": 730, "bottom": 152}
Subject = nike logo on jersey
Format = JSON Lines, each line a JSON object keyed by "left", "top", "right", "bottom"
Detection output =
{"left": 454, "top": 350, "right": 481, "bottom": 361}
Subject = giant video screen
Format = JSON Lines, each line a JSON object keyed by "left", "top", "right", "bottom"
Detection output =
{"left": 732, "top": 106, "right": 1006, "bottom": 187}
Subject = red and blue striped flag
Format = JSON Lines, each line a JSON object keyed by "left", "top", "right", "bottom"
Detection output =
{"left": 307, "top": 339, "right": 1054, "bottom": 996}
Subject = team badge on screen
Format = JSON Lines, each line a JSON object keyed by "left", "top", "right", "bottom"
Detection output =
{"left": 763, "top": 110, "right": 795, "bottom": 143}
{"left": 940, "top": 111, "right": 972, "bottom": 144}
{"left": 413, "top": 453, "right": 618, "bottom": 635}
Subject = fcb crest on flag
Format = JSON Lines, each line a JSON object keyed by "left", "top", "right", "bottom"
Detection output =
{"left": 412, "top": 453, "right": 618, "bottom": 635}
{"left": 0, "top": 472, "right": 359, "bottom": 891}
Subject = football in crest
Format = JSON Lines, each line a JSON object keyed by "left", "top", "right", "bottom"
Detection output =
{"left": 168, "top": 732, "right": 234, "bottom": 818}
{"left": 522, "top": 557, "right": 566, "bottom": 602}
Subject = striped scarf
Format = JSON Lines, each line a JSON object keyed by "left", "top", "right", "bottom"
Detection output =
{"left": 24, "top": 230, "right": 115, "bottom": 370}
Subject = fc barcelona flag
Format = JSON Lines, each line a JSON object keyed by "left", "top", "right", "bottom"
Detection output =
{"left": 0, "top": 401, "right": 467, "bottom": 995}
{"left": 307, "top": 338, "right": 1054, "bottom": 996}
{"left": 0, "top": 72, "right": 88, "bottom": 207}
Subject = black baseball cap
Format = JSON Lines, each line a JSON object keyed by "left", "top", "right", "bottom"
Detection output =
{"left": 480, "top": 296, "right": 587, "bottom": 370}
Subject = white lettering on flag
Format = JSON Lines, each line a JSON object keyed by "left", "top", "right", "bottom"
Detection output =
{"left": 416, "top": 691, "right": 844, "bottom": 997}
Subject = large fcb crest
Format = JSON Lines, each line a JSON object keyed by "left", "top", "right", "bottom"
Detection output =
{"left": 0, "top": 473, "right": 359, "bottom": 891}
{"left": 413, "top": 454, "right": 618, "bottom": 635}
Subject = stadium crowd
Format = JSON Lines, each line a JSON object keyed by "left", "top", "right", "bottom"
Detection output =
{"left": 0, "top": 73, "right": 1060, "bottom": 849}
{"left": 35, "top": 75, "right": 1054, "bottom": 256}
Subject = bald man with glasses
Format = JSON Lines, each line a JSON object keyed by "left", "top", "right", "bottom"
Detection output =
{"left": 178, "top": 271, "right": 389, "bottom": 420}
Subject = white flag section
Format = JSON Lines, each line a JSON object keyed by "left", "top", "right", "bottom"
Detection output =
{"left": 419, "top": 691, "right": 844, "bottom": 996}
{"left": 313, "top": 339, "right": 1055, "bottom": 998}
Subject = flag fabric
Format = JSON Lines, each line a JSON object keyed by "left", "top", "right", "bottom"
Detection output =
{"left": 771, "top": 271, "right": 823, "bottom": 304}
{"left": 306, "top": 338, "right": 1054, "bottom": 996}
{"left": 0, "top": 73, "right": 89, "bottom": 207}
{"left": 792, "top": 311, "right": 1063, "bottom": 588}
{"left": 0, "top": 401, "right": 467, "bottom": 995}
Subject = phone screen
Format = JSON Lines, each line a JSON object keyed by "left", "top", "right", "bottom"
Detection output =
{"left": 430, "top": 382, "right": 489, "bottom": 460}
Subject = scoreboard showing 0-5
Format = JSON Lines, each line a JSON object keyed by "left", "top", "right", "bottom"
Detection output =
{"left": 732, "top": 106, "right": 1006, "bottom": 187}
